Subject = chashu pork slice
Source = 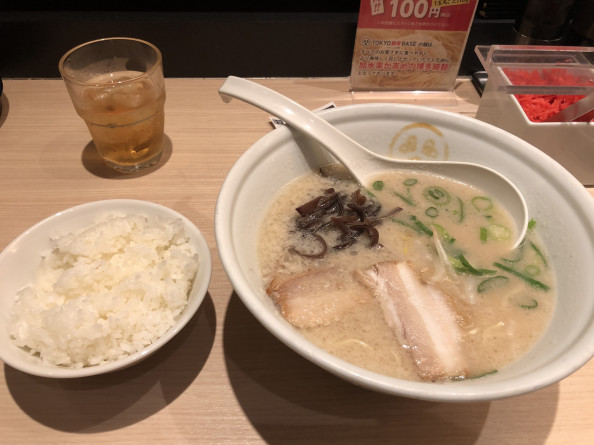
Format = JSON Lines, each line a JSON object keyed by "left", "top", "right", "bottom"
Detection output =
{"left": 267, "top": 267, "right": 371, "bottom": 328}
{"left": 356, "top": 261, "right": 467, "bottom": 381}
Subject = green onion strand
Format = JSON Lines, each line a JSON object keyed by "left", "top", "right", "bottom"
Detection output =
{"left": 494, "top": 262, "right": 550, "bottom": 290}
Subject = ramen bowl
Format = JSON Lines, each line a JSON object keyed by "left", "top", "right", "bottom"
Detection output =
{"left": 0, "top": 199, "right": 212, "bottom": 378}
{"left": 215, "top": 103, "right": 594, "bottom": 402}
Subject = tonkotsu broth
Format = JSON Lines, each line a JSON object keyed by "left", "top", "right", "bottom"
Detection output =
{"left": 258, "top": 169, "right": 555, "bottom": 382}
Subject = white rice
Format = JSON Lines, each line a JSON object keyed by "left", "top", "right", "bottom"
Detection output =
{"left": 9, "top": 213, "right": 199, "bottom": 368}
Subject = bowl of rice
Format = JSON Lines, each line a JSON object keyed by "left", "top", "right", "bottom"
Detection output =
{"left": 0, "top": 199, "right": 211, "bottom": 378}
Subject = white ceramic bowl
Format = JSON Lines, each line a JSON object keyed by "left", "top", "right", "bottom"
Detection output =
{"left": 0, "top": 199, "right": 211, "bottom": 378}
{"left": 215, "top": 103, "right": 594, "bottom": 402}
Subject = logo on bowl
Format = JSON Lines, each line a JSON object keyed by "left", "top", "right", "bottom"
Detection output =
{"left": 389, "top": 122, "right": 449, "bottom": 161}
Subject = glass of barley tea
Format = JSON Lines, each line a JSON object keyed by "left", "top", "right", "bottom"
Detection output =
{"left": 59, "top": 38, "right": 166, "bottom": 172}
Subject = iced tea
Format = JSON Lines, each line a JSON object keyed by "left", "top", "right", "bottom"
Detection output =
{"left": 59, "top": 38, "right": 166, "bottom": 173}
{"left": 76, "top": 71, "right": 165, "bottom": 171}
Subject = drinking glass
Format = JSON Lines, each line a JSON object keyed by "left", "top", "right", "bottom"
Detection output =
{"left": 59, "top": 38, "right": 166, "bottom": 172}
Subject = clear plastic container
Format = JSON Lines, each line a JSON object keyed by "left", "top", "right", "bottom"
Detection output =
{"left": 475, "top": 45, "right": 594, "bottom": 184}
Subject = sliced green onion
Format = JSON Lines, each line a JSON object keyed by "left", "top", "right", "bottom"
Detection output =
{"left": 528, "top": 218, "right": 537, "bottom": 230}
{"left": 520, "top": 298, "right": 538, "bottom": 309}
{"left": 414, "top": 220, "right": 433, "bottom": 236}
{"left": 494, "top": 262, "right": 550, "bottom": 290}
{"left": 471, "top": 369, "right": 498, "bottom": 379}
{"left": 487, "top": 224, "right": 511, "bottom": 241}
{"left": 455, "top": 254, "right": 497, "bottom": 276}
{"left": 392, "top": 218, "right": 422, "bottom": 234}
{"left": 478, "top": 275, "right": 509, "bottom": 293}
{"left": 456, "top": 197, "right": 464, "bottom": 223}
{"left": 394, "top": 190, "right": 415, "bottom": 206}
{"left": 423, "top": 186, "right": 451, "bottom": 206}
{"left": 452, "top": 369, "right": 498, "bottom": 381}
{"left": 529, "top": 241, "right": 548, "bottom": 268}
{"left": 404, "top": 178, "right": 418, "bottom": 186}
{"left": 502, "top": 242, "right": 525, "bottom": 263}
{"left": 449, "top": 256, "right": 464, "bottom": 271}
{"left": 432, "top": 223, "right": 453, "bottom": 243}
{"left": 472, "top": 196, "right": 493, "bottom": 212}
{"left": 480, "top": 226, "right": 488, "bottom": 243}
{"left": 372, "top": 180, "right": 384, "bottom": 191}
{"left": 425, "top": 206, "right": 439, "bottom": 218}
{"left": 511, "top": 294, "right": 540, "bottom": 309}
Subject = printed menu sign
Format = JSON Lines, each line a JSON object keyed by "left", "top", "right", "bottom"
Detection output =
{"left": 350, "top": 0, "right": 478, "bottom": 91}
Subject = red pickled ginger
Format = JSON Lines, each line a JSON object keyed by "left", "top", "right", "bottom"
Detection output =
{"left": 502, "top": 68, "right": 594, "bottom": 123}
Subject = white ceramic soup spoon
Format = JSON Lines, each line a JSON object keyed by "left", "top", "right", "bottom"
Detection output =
{"left": 219, "top": 76, "right": 528, "bottom": 248}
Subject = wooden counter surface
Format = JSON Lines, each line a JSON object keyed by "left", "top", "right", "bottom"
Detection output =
{"left": 0, "top": 78, "right": 592, "bottom": 444}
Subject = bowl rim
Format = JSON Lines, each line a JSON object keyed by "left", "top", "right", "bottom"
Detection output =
{"left": 0, "top": 199, "right": 212, "bottom": 378}
{"left": 215, "top": 102, "right": 594, "bottom": 402}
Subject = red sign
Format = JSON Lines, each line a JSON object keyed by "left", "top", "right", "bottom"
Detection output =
{"left": 351, "top": 0, "right": 478, "bottom": 91}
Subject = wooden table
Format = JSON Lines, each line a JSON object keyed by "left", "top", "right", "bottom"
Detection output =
{"left": 0, "top": 78, "right": 592, "bottom": 444}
